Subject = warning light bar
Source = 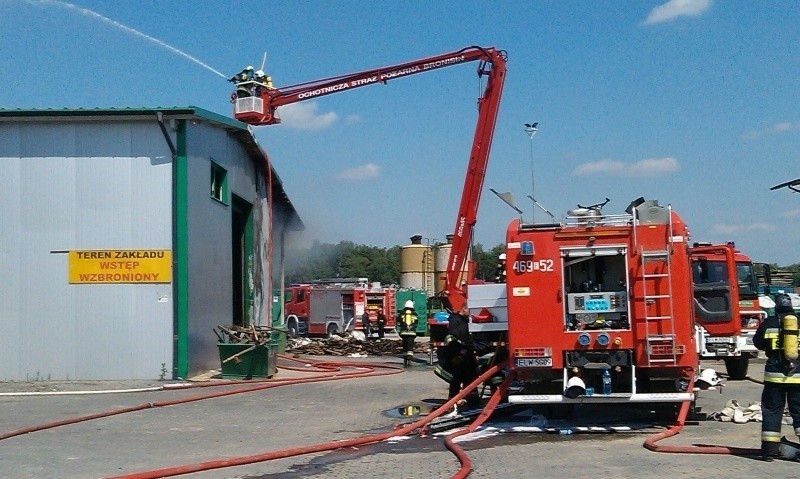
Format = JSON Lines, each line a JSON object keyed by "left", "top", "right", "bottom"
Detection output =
{"left": 649, "top": 344, "right": 686, "bottom": 355}
{"left": 515, "top": 347, "right": 552, "bottom": 358}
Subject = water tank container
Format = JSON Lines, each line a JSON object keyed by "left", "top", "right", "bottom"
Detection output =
{"left": 400, "top": 236, "right": 435, "bottom": 297}
{"left": 434, "top": 235, "right": 470, "bottom": 295}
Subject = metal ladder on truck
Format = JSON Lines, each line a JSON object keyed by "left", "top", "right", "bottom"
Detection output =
{"left": 636, "top": 205, "right": 682, "bottom": 366}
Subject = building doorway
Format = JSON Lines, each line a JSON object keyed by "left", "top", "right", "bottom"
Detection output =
{"left": 231, "top": 195, "right": 254, "bottom": 327}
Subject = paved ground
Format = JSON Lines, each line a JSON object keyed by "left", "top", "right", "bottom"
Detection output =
{"left": 1, "top": 349, "right": 798, "bottom": 479}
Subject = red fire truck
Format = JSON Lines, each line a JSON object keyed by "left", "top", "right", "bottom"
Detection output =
{"left": 691, "top": 247, "right": 765, "bottom": 379}
{"left": 501, "top": 198, "right": 740, "bottom": 413}
{"left": 283, "top": 278, "right": 396, "bottom": 337}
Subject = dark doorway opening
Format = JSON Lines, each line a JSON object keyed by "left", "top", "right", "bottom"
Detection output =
{"left": 232, "top": 195, "right": 254, "bottom": 327}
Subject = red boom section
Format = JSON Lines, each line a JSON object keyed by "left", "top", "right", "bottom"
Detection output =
{"left": 232, "top": 46, "right": 507, "bottom": 313}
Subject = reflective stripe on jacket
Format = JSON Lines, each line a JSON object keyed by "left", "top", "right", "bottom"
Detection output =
{"left": 754, "top": 315, "right": 800, "bottom": 384}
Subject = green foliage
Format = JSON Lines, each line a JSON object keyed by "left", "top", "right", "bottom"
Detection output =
{"left": 285, "top": 241, "right": 401, "bottom": 285}
{"left": 472, "top": 243, "right": 506, "bottom": 280}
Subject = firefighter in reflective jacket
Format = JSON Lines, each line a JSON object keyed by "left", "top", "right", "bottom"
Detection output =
{"left": 398, "top": 300, "right": 418, "bottom": 367}
{"left": 753, "top": 293, "right": 800, "bottom": 461}
{"left": 434, "top": 307, "right": 480, "bottom": 408}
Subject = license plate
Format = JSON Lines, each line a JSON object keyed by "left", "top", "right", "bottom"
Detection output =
{"left": 515, "top": 357, "right": 553, "bottom": 368}
{"left": 705, "top": 337, "right": 733, "bottom": 343}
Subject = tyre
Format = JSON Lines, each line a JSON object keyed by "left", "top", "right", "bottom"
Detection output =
{"left": 287, "top": 315, "right": 299, "bottom": 338}
{"left": 724, "top": 356, "right": 749, "bottom": 380}
{"left": 327, "top": 323, "right": 338, "bottom": 338}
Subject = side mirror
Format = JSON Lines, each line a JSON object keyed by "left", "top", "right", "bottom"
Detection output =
{"left": 763, "top": 264, "right": 772, "bottom": 285}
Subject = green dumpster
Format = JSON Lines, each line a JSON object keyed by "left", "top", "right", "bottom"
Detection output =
{"left": 218, "top": 342, "right": 277, "bottom": 379}
{"left": 270, "top": 325, "right": 288, "bottom": 353}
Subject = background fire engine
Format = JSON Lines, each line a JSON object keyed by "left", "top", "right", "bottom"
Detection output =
{"left": 283, "top": 278, "right": 396, "bottom": 337}
{"left": 691, "top": 246, "right": 765, "bottom": 380}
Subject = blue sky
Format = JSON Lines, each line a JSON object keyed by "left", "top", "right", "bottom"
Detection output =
{"left": 2, "top": 0, "right": 798, "bottom": 265}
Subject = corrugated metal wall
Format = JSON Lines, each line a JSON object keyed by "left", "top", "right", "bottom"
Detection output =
{"left": 0, "top": 121, "right": 173, "bottom": 380}
{"left": 184, "top": 122, "right": 270, "bottom": 375}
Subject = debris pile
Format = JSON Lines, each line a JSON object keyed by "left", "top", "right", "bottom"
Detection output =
{"left": 216, "top": 325, "right": 431, "bottom": 358}
{"left": 286, "top": 335, "right": 430, "bottom": 357}
{"left": 215, "top": 324, "right": 270, "bottom": 344}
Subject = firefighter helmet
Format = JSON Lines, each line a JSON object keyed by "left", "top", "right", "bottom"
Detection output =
{"left": 498, "top": 253, "right": 506, "bottom": 260}
{"left": 776, "top": 294, "right": 794, "bottom": 315}
{"left": 404, "top": 300, "right": 414, "bottom": 309}
{"left": 696, "top": 368, "right": 722, "bottom": 387}
{"left": 564, "top": 375, "right": 586, "bottom": 399}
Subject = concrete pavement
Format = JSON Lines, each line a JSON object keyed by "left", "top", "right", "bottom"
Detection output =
{"left": 1, "top": 354, "right": 797, "bottom": 479}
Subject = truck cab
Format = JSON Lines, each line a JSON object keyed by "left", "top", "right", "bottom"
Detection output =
{"left": 690, "top": 246, "right": 764, "bottom": 380}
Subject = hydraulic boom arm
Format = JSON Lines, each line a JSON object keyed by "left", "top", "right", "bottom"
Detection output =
{"left": 231, "top": 46, "right": 507, "bottom": 312}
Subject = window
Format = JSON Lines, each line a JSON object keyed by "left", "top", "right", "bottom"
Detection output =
{"left": 210, "top": 161, "right": 228, "bottom": 204}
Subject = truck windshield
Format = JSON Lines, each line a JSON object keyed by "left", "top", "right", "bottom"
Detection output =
{"left": 736, "top": 262, "right": 758, "bottom": 297}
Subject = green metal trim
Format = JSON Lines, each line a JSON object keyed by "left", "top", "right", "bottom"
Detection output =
{"left": 173, "top": 120, "right": 190, "bottom": 379}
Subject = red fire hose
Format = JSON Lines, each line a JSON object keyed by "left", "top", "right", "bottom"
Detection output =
{"left": 0, "top": 358, "right": 400, "bottom": 442}
{"left": 445, "top": 370, "right": 514, "bottom": 478}
{"left": 643, "top": 378, "right": 760, "bottom": 457}
{"left": 104, "top": 363, "right": 506, "bottom": 479}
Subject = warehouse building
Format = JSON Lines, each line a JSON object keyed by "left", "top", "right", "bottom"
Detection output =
{"left": 0, "top": 107, "right": 302, "bottom": 381}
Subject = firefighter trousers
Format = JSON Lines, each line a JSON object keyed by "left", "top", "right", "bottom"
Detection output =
{"left": 448, "top": 352, "right": 479, "bottom": 407}
{"left": 401, "top": 334, "right": 416, "bottom": 366}
{"left": 761, "top": 381, "right": 800, "bottom": 455}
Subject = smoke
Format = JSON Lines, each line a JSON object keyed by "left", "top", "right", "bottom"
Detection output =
{"left": 26, "top": 0, "right": 227, "bottom": 79}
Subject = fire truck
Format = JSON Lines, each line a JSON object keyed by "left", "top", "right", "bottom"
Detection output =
{"left": 501, "top": 198, "right": 740, "bottom": 413}
{"left": 283, "top": 278, "right": 396, "bottom": 337}
{"left": 230, "top": 46, "right": 507, "bottom": 314}
{"left": 691, "top": 246, "right": 765, "bottom": 380}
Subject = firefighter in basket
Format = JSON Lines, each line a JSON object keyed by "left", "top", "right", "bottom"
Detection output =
{"left": 229, "top": 66, "right": 256, "bottom": 99}
{"left": 433, "top": 307, "right": 480, "bottom": 408}
{"left": 398, "top": 300, "right": 418, "bottom": 367}
{"left": 753, "top": 293, "right": 800, "bottom": 461}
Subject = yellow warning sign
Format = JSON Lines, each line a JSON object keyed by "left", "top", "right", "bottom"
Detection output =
{"left": 69, "top": 250, "right": 172, "bottom": 284}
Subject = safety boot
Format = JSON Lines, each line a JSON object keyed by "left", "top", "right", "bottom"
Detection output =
{"left": 762, "top": 441, "right": 781, "bottom": 462}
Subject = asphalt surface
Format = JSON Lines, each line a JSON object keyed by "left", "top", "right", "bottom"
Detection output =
{"left": 1, "top": 347, "right": 798, "bottom": 479}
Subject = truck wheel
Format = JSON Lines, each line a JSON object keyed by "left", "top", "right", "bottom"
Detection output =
{"left": 724, "top": 356, "right": 749, "bottom": 380}
{"left": 327, "top": 323, "right": 338, "bottom": 338}
{"left": 287, "top": 315, "right": 299, "bottom": 338}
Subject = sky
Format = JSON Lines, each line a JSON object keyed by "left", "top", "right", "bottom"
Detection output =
{"left": 1, "top": 0, "right": 798, "bottom": 265}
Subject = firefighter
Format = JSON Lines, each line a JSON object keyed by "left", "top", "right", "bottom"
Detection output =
{"left": 229, "top": 66, "right": 255, "bottom": 98}
{"left": 376, "top": 308, "right": 387, "bottom": 339}
{"left": 494, "top": 253, "right": 507, "bottom": 283}
{"left": 228, "top": 66, "right": 254, "bottom": 83}
{"left": 398, "top": 300, "right": 418, "bottom": 367}
{"left": 440, "top": 307, "right": 480, "bottom": 408}
{"left": 361, "top": 311, "right": 372, "bottom": 338}
{"left": 753, "top": 293, "right": 800, "bottom": 461}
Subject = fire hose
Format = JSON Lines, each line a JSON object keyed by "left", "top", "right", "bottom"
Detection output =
{"left": 105, "top": 363, "right": 506, "bottom": 479}
{"left": 0, "top": 357, "right": 401, "bottom": 442}
{"left": 643, "top": 378, "right": 761, "bottom": 457}
{"left": 444, "top": 369, "right": 514, "bottom": 478}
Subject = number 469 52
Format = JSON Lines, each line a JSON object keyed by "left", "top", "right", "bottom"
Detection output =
{"left": 513, "top": 259, "right": 554, "bottom": 273}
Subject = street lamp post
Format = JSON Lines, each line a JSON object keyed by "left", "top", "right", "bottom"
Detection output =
{"left": 524, "top": 122, "right": 539, "bottom": 223}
